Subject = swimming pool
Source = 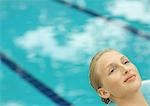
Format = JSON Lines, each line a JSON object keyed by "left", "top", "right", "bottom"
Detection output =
{"left": 0, "top": 0, "right": 150, "bottom": 106}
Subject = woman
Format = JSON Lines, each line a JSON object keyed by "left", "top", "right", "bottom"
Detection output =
{"left": 89, "top": 49, "right": 149, "bottom": 106}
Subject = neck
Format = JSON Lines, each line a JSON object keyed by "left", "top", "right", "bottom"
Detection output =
{"left": 115, "top": 90, "right": 148, "bottom": 106}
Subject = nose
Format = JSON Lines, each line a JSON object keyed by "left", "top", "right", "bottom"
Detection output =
{"left": 124, "top": 70, "right": 129, "bottom": 75}
{"left": 121, "top": 65, "right": 131, "bottom": 75}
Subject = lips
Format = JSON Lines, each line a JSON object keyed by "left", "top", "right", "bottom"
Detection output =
{"left": 124, "top": 74, "right": 136, "bottom": 82}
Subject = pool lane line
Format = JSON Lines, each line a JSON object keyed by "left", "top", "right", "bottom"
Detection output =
{"left": 0, "top": 52, "right": 72, "bottom": 106}
{"left": 53, "top": 0, "right": 150, "bottom": 41}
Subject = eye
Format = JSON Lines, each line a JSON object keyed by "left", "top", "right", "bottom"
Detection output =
{"left": 109, "top": 68, "right": 116, "bottom": 74}
{"left": 110, "top": 69, "right": 114, "bottom": 73}
{"left": 124, "top": 60, "right": 130, "bottom": 64}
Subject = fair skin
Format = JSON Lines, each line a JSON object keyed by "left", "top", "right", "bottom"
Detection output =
{"left": 96, "top": 50, "right": 148, "bottom": 106}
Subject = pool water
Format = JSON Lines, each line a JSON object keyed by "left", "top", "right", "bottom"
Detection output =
{"left": 0, "top": 0, "right": 150, "bottom": 106}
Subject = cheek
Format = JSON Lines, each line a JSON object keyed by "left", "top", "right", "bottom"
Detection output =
{"left": 132, "top": 65, "right": 142, "bottom": 81}
{"left": 104, "top": 74, "right": 125, "bottom": 97}
{"left": 107, "top": 82, "right": 126, "bottom": 98}
{"left": 105, "top": 74, "right": 123, "bottom": 92}
{"left": 132, "top": 64, "right": 140, "bottom": 73}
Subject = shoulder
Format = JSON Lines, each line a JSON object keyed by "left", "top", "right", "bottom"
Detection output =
{"left": 141, "top": 80, "right": 150, "bottom": 94}
{"left": 141, "top": 80, "right": 150, "bottom": 105}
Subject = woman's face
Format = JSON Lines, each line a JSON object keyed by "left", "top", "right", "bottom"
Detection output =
{"left": 97, "top": 50, "right": 141, "bottom": 99}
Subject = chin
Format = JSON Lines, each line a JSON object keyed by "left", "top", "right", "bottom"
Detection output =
{"left": 134, "top": 79, "right": 141, "bottom": 91}
{"left": 124, "top": 75, "right": 141, "bottom": 93}
{"left": 136, "top": 74, "right": 142, "bottom": 87}
{"left": 130, "top": 76, "right": 142, "bottom": 92}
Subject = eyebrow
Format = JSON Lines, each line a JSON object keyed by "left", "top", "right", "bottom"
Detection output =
{"left": 121, "top": 56, "right": 129, "bottom": 63}
{"left": 105, "top": 56, "right": 125, "bottom": 70}
{"left": 105, "top": 63, "right": 115, "bottom": 71}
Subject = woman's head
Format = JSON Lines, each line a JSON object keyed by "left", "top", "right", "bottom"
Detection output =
{"left": 89, "top": 49, "right": 142, "bottom": 104}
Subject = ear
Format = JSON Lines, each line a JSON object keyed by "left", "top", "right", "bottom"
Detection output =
{"left": 97, "top": 88, "right": 110, "bottom": 99}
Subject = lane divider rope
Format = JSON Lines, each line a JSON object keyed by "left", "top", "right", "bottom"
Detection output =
{"left": 53, "top": 0, "right": 150, "bottom": 40}
{"left": 0, "top": 52, "right": 72, "bottom": 106}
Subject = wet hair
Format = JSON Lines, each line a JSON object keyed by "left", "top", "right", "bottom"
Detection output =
{"left": 89, "top": 48, "right": 114, "bottom": 104}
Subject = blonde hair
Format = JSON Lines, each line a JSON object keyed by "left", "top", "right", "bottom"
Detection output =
{"left": 89, "top": 48, "right": 114, "bottom": 104}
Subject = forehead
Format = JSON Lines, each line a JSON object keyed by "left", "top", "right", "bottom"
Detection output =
{"left": 97, "top": 51, "right": 124, "bottom": 71}
{"left": 99, "top": 51, "right": 123, "bottom": 62}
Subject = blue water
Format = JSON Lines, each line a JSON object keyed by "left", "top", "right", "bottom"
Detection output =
{"left": 0, "top": 0, "right": 150, "bottom": 106}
